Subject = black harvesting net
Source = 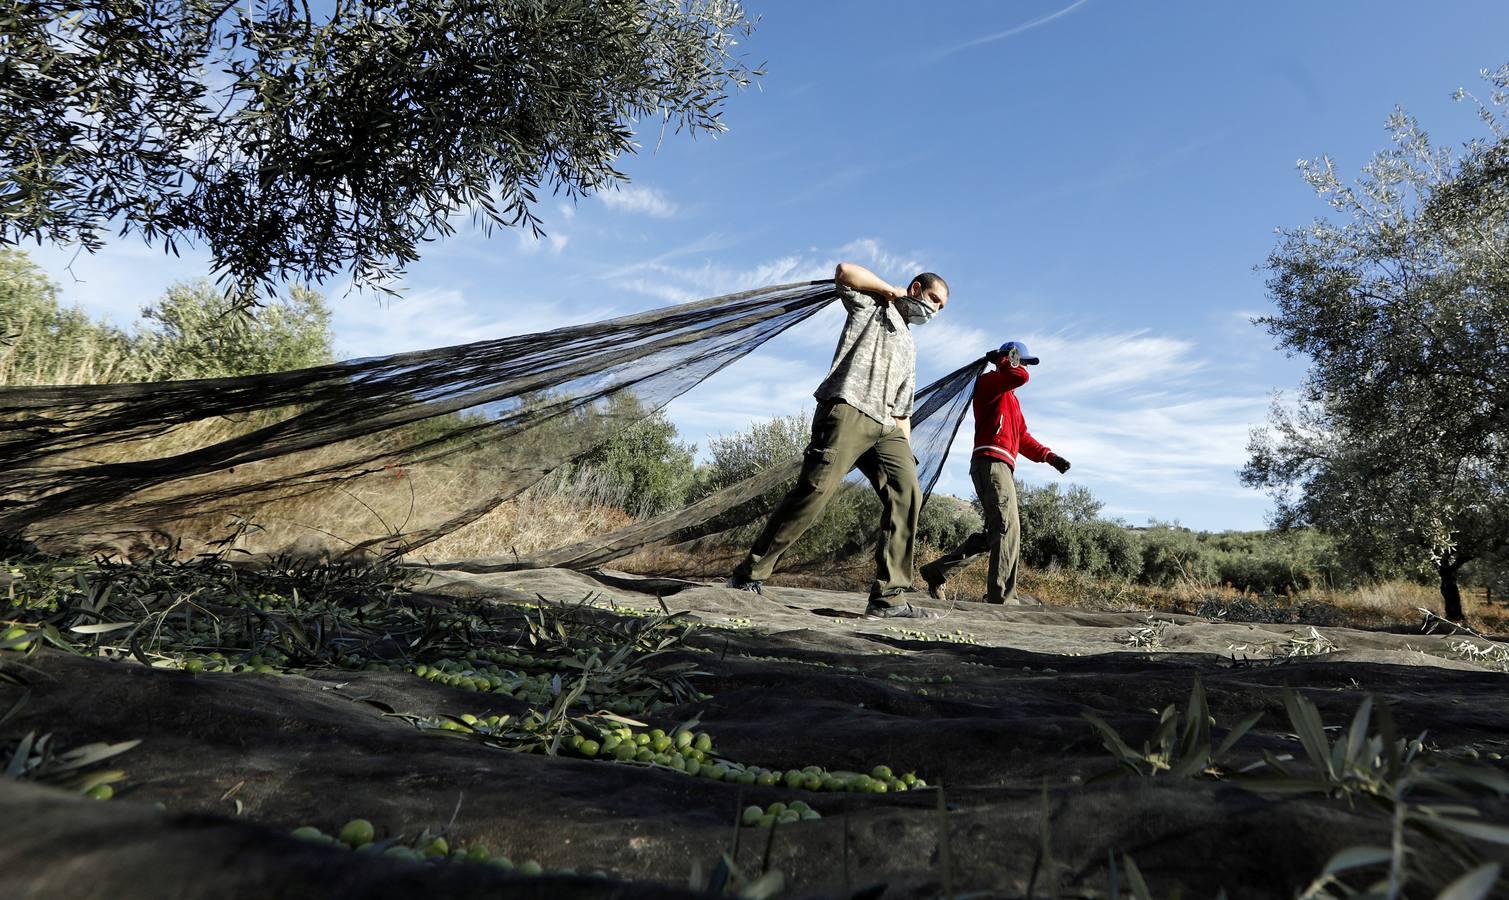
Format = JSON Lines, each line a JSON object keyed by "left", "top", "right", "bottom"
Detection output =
{"left": 0, "top": 281, "right": 982, "bottom": 569}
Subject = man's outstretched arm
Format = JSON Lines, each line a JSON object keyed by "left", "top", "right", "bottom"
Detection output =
{"left": 1022, "top": 429, "right": 1071, "bottom": 474}
{"left": 835, "top": 262, "right": 903, "bottom": 301}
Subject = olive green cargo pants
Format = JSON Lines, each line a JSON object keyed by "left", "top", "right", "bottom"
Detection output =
{"left": 734, "top": 400, "right": 921, "bottom": 600}
{"left": 920, "top": 456, "right": 1021, "bottom": 604}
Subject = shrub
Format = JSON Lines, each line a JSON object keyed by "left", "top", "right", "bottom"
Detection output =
{"left": 690, "top": 412, "right": 888, "bottom": 564}
{"left": 917, "top": 494, "right": 982, "bottom": 551}
{"left": 574, "top": 408, "right": 696, "bottom": 518}
{"left": 1090, "top": 520, "right": 1143, "bottom": 580}
{"left": 1138, "top": 525, "right": 1219, "bottom": 587}
{"left": 1017, "top": 482, "right": 1142, "bottom": 579}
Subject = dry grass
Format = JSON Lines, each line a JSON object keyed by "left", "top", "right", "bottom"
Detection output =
{"left": 973, "top": 560, "right": 1505, "bottom": 634}
{"left": 621, "top": 539, "right": 1509, "bottom": 636}
{"left": 0, "top": 322, "right": 140, "bottom": 388}
{"left": 408, "top": 469, "right": 636, "bottom": 564}
{"left": 1340, "top": 581, "right": 1444, "bottom": 617}
{"left": 24, "top": 414, "right": 581, "bottom": 560}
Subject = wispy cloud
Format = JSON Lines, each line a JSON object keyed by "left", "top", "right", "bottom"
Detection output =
{"left": 672, "top": 349, "right": 829, "bottom": 444}
{"left": 1022, "top": 330, "right": 1206, "bottom": 398}
{"left": 607, "top": 236, "right": 932, "bottom": 306}
{"left": 838, "top": 239, "right": 923, "bottom": 281}
{"left": 781, "top": 151, "right": 935, "bottom": 207}
{"left": 514, "top": 229, "right": 570, "bottom": 255}
{"left": 623, "top": 255, "right": 828, "bottom": 297}
{"left": 26, "top": 240, "right": 215, "bottom": 327}
{"left": 598, "top": 231, "right": 741, "bottom": 283}
{"left": 929, "top": 0, "right": 1092, "bottom": 62}
{"left": 599, "top": 184, "right": 679, "bottom": 218}
{"left": 924, "top": 324, "right": 1272, "bottom": 520}
{"left": 912, "top": 317, "right": 992, "bottom": 363}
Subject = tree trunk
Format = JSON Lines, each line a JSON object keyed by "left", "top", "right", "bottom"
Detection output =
{"left": 1439, "top": 561, "right": 1466, "bottom": 622}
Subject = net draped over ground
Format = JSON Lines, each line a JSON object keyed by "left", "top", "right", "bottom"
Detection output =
{"left": 0, "top": 281, "right": 983, "bottom": 566}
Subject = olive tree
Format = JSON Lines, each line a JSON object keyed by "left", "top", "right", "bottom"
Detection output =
{"left": 0, "top": 0, "right": 757, "bottom": 300}
{"left": 134, "top": 279, "right": 334, "bottom": 377}
{"left": 573, "top": 406, "right": 696, "bottom": 518}
{"left": 0, "top": 249, "right": 138, "bottom": 385}
{"left": 1243, "top": 66, "right": 1509, "bottom": 620}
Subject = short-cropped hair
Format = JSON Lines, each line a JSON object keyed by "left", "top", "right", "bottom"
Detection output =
{"left": 911, "top": 272, "right": 948, "bottom": 296}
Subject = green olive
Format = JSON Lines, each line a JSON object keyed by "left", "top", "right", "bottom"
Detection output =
{"left": 338, "top": 819, "right": 376, "bottom": 848}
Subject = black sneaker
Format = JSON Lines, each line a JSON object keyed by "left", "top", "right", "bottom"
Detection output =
{"left": 919, "top": 565, "right": 946, "bottom": 601}
{"left": 724, "top": 576, "right": 763, "bottom": 595}
{"left": 865, "top": 601, "right": 938, "bottom": 619}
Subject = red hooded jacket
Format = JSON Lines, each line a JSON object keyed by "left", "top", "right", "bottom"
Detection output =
{"left": 971, "top": 365, "right": 1052, "bottom": 469}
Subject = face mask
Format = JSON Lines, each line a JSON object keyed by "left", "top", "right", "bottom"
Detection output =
{"left": 899, "top": 296, "right": 938, "bottom": 326}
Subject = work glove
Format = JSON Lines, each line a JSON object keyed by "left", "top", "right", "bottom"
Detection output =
{"left": 1048, "top": 453, "right": 1071, "bottom": 474}
{"left": 985, "top": 346, "right": 1022, "bottom": 368}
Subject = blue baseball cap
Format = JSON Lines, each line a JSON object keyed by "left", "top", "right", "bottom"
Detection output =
{"left": 997, "top": 341, "right": 1039, "bottom": 365}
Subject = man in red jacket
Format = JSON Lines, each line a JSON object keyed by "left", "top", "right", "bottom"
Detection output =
{"left": 919, "top": 341, "right": 1071, "bottom": 605}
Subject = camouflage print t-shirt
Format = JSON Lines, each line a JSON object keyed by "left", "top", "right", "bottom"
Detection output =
{"left": 813, "top": 287, "right": 915, "bottom": 427}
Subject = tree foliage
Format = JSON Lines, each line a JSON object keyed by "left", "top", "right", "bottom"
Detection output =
{"left": 1243, "top": 65, "right": 1509, "bottom": 619}
{"left": 0, "top": 250, "right": 334, "bottom": 385}
{"left": 0, "top": 0, "right": 757, "bottom": 300}
{"left": 135, "top": 279, "right": 333, "bottom": 378}
{"left": 695, "top": 412, "right": 810, "bottom": 497}
{"left": 692, "top": 412, "right": 865, "bottom": 561}
{"left": 575, "top": 408, "right": 696, "bottom": 518}
{"left": 1018, "top": 481, "right": 1142, "bottom": 580}
{"left": 690, "top": 412, "right": 986, "bottom": 563}
{"left": 917, "top": 493, "right": 981, "bottom": 552}
{"left": 0, "top": 249, "right": 138, "bottom": 385}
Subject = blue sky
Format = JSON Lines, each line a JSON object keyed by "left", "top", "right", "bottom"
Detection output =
{"left": 24, "top": 0, "right": 1509, "bottom": 530}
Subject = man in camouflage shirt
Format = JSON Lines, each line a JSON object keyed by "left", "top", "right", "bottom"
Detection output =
{"left": 728, "top": 262, "right": 948, "bottom": 618}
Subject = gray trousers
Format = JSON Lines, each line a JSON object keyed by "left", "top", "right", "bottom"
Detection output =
{"left": 921, "top": 456, "right": 1020, "bottom": 603}
{"left": 734, "top": 401, "right": 921, "bottom": 600}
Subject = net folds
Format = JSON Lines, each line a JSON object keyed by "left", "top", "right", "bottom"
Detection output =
{"left": 0, "top": 281, "right": 981, "bottom": 570}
